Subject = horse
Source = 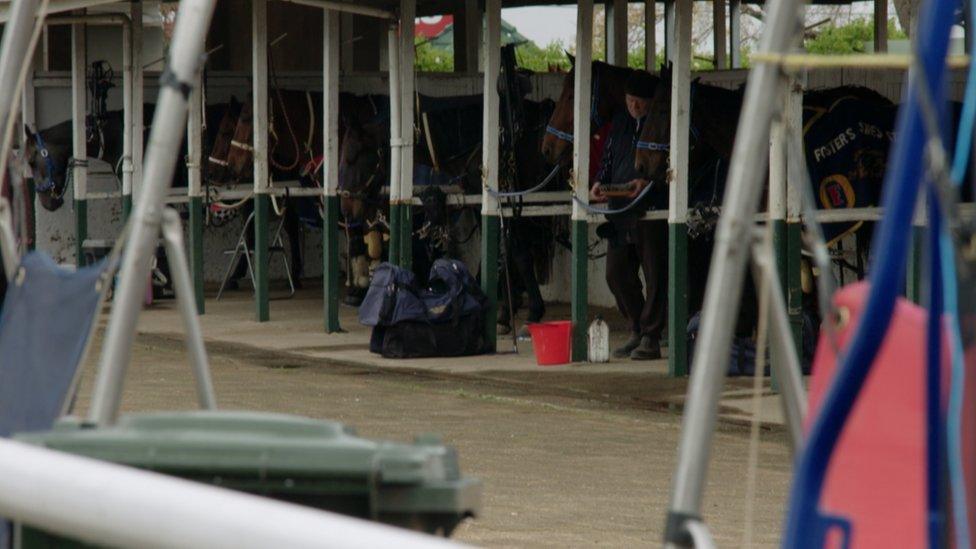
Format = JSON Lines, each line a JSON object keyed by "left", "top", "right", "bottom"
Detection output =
{"left": 541, "top": 56, "right": 644, "bottom": 167}
{"left": 24, "top": 103, "right": 232, "bottom": 212}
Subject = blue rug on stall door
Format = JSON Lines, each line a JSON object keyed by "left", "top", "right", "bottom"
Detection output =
{"left": 0, "top": 252, "right": 107, "bottom": 548}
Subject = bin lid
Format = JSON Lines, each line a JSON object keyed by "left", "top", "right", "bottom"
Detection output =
{"left": 15, "top": 411, "right": 480, "bottom": 516}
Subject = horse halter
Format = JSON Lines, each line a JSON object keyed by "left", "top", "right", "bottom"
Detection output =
{"left": 635, "top": 84, "right": 700, "bottom": 154}
{"left": 31, "top": 132, "right": 63, "bottom": 196}
{"left": 544, "top": 67, "right": 605, "bottom": 144}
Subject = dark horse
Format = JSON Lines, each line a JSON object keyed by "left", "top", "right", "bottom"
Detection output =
{"left": 211, "top": 89, "right": 326, "bottom": 286}
{"left": 24, "top": 105, "right": 231, "bottom": 212}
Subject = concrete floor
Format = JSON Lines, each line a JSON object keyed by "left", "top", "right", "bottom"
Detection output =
{"left": 73, "top": 285, "right": 797, "bottom": 547}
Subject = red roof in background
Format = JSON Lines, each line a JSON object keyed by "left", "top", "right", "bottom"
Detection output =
{"left": 415, "top": 15, "right": 453, "bottom": 39}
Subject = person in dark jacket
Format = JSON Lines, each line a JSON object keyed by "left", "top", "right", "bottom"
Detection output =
{"left": 589, "top": 70, "right": 668, "bottom": 360}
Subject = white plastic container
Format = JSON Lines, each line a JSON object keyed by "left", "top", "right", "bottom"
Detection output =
{"left": 588, "top": 316, "right": 610, "bottom": 363}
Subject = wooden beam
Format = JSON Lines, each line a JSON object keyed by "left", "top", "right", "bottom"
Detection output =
{"left": 71, "top": 21, "right": 86, "bottom": 266}
{"left": 323, "top": 8, "right": 341, "bottom": 332}
{"left": 874, "top": 0, "right": 888, "bottom": 53}
{"left": 481, "top": 0, "right": 501, "bottom": 350}
{"left": 668, "top": 0, "right": 691, "bottom": 376}
{"left": 131, "top": 1, "right": 143, "bottom": 204}
{"left": 606, "top": 0, "right": 628, "bottom": 67}
{"left": 571, "top": 0, "right": 594, "bottom": 362}
{"left": 253, "top": 0, "right": 271, "bottom": 322}
{"left": 645, "top": 0, "right": 656, "bottom": 71}
{"left": 713, "top": 0, "right": 727, "bottom": 69}
{"left": 729, "top": 0, "right": 741, "bottom": 68}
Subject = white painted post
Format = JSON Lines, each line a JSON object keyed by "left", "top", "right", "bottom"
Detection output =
{"left": 131, "top": 1, "right": 143, "bottom": 204}
{"left": 396, "top": 0, "right": 415, "bottom": 269}
{"left": 713, "top": 0, "right": 727, "bottom": 69}
{"left": 667, "top": 0, "right": 692, "bottom": 377}
{"left": 121, "top": 16, "right": 132, "bottom": 218}
{"left": 21, "top": 20, "right": 37, "bottom": 250}
{"left": 606, "top": 0, "right": 628, "bottom": 67}
{"left": 186, "top": 59, "right": 204, "bottom": 313}
{"left": 71, "top": 22, "right": 87, "bottom": 266}
{"left": 464, "top": 0, "right": 480, "bottom": 73}
{"left": 253, "top": 0, "right": 271, "bottom": 321}
{"left": 386, "top": 22, "right": 402, "bottom": 264}
{"left": 729, "top": 0, "right": 741, "bottom": 68}
{"left": 645, "top": 0, "right": 657, "bottom": 72}
{"left": 571, "top": 0, "right": 594, "bottom": 362}
{"left": 481, "top": 0, "right": 501, "bottom": 349}
{"left": 323, "top": 8, "right": 341, "bottom": 332}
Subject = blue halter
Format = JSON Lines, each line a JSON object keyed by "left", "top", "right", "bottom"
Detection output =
{"left": 31, "top": 131, "right": 61, "bottom": 194}
{"left": 634, "top": 84, "right": 701, "bottom": 153}
{"left": 545, "top": 66, "right": 605, "bottom": 144}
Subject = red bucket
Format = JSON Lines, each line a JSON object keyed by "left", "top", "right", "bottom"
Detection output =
{"left": 526, "top": 321, "right": 572, "bottom": 366}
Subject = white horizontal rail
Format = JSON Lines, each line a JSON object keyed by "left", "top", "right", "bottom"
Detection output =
{"left": 0, "top": 438, "right": 465, "bottom": 549}
{"left": 0, "top": 0, "right": 120, "bottom": 23}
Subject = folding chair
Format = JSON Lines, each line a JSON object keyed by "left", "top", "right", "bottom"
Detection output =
{"left": 215, "top": 209, "right": 295, "bottom": 300}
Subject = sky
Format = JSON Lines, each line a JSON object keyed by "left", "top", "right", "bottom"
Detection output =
{"left": 502, "top": 6, "right": 579, "bottom": 47}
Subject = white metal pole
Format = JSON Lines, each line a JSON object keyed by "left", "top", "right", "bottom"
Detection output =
{"left": 713, "top": 0, "right": 727, "bottom": 69}
{"left": 71, "top": 21, "right": 86, "bottom": 263}
{"left": 398, "top": 0, "right": 415, "bottom": 216}
{"left": 187, "top": 70, "right": 202, "bottom": 201}
{"left": 665, "top": 0, "right": 805, "bottom": 540}
{"left": 324, "top": 9, "right": 340, "bottom": 203}
{"left": 572, "top": 3, "right": 593, "bottom": 220}
{"left": 131, "top": 0, "right": 143, "bottom": 203}
{"left": 89, "top": 0, "right": 220, "bottom": 426}
{"left": 482, "top": 0, "right": 501, "bottom": 219}
{"left": 0, "top": 0, "right": 41, "bottom": 158}
{"left": 121, "top": 15, "right": 132, "bottom": 213}
{"left": 387, "top": 24, "right": 401, "bottom": 212}
{"left": 669, "top": 0, "right": 690, "bottom": 227}
{"left": 0, "top": 438, "right": 463, "bottom": 549}
{"left": 645, "top": 0, "right": 657, "bottom": 72}
{"left": 253, "top": 1, "right": 268, "bottom": 199}
{"left": 606, "top": 0, "right": 628, "bottom": 67}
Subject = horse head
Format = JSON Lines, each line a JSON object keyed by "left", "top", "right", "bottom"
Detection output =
{"left": 225, "top": 98, "right": 254, "bottom": 181}
{"left": 541, "top": 56, "right": 632, "bottom": 165}
{"left": 206, "top": 96, "right": 243, "bottom": 183}
{"left": 634, "top": 64, "right": 673, "bottom": 180}
{"left": 338, "top": 112, "right": 386, "bottom": 225}
{"left": 24, "top": 124, "right": 72, "bottom": 211}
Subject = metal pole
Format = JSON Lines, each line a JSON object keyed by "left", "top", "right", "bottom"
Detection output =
{"left": 252, "top": 0, "right": 270, "bottom": 322}
{"left": 131, "top": 1, "right": 143, "bottom": 206}
{"left": 481, "top": 0, "right": 501, "bottom": 351}
{"left": 323, "top": 8, "right": 341, "bottom": 333}
{"left": 0, "top": 0, "right": 41, "bottom": 156}
{"left": 0, "top": 439, "right": 462, "bottom": 549}
{"left": 71, "top": 21, "right": 87, "bottom": 268}
{"left": 121, "top": 16, "right": 132, "bottom": 219}
{"left": 664, "top": 0, "right": 804, "bottom": 542}
{"left": 22, "top": 61, "right": 36, "bottom": 250}
{"left": 571, "top": 0, "right": 593, "bottom": 362}
{"left": 88, "top": 0, "right": 220, "bottom": 426}
{"left": 386, "top": 22, "right": 401, "bottom": 266}
{"left": 785, "top": 67, "right": 805, "bottom": 377}
{"left": 713, "top": 0, "right": 727, "bottom": 69}
{"left": 396, "top": 0, "right": 415, "bottom": 271}
{"left": 0, "top": 199, "right": 17, "bottom": 278}
{"left": 645, "top": 0, "right": 656, "bottom": 72}
{"left": 187, "top": 62, "right": 204, "bottom": 314}
{"left": 768, "top": 71, "right": 788, "bottom": 391}
{"left": 667, "top": 0, "right": 691, "bottom": 378}
{"left": 606, "top": 0, "right": 628, "bottom": 67}
{"left": 750, "top": 234, "right": 806, "bottom": 451}
{"left": 729, "top": 0, "right": 741, "bottom": 68}
{"left": 160, "top": 208, "right": 216, "bottom": 410}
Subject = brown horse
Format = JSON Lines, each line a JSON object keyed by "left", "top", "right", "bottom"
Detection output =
{"left": 540, "top": 56, "right": 641, "bottom": 166}
{"left": 206, "top": 96, "right": 243, "bottom": 184}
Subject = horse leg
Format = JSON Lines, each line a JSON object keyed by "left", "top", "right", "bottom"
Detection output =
{"left": 511, "top": 227, "right": 544, "bottom": 324}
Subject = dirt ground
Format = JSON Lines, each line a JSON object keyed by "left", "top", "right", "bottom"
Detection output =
{"left": 72, "top": 324, "right": 793, "bottom": 548}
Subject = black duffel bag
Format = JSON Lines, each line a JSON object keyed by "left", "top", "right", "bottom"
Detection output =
{"left": 361, "top": 258, "right": 490, "bottom": 358}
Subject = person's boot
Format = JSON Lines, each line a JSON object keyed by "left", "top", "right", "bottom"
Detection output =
{"left": 613, "top": 332, "right": 642, "bottom": 359}
{"left": 630, "top": 335, "right": 662, "bottom": 360}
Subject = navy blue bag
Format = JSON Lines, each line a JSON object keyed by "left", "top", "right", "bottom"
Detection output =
{"left": 360, "top": 259, "right": 489, "bottom": 358}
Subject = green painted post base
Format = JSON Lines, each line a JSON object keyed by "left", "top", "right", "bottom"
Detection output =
{"left": 907, "top": 225, "right": 924, "bottom": 304}
{"left": 122, "top": 194, "right": 133, "bottom": 222}
{"left": 254, "top": 194, "right": 270, "bottom": 322}
{"left": 786, "top": 222, "right": 803, "bottom": 365}
{"left": 400, "top": 204, "right": 412, "bottom": 271}
{"left": 481, "top": 214, "right": 500, "bottom": 351}
{"left": 771, "top": 219, "right": 786, "bottom": 391}
{"left": 668, "top": 223, "right": 688, "bottom": 377}
{"left": 388, "top": 203, "right": 402, "bottom": 267}
{"left": 571, "top": 219, "right": 589, "bottom": 362}
{"left": 189, "top": 196, "right": 205, "bottom": 315}
{"left": 323, "top": 195, "right": 341, "bottom": 332}
{"left": 75, "top": 199, "right": 87, "bottom": 267}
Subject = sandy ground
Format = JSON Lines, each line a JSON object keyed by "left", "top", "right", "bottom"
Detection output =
{"left": 72, "top": 308, "right": 794, "bottom": 547}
